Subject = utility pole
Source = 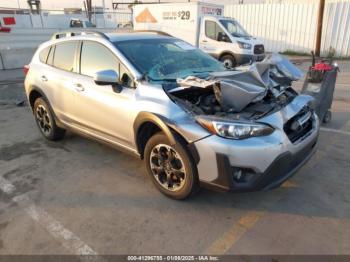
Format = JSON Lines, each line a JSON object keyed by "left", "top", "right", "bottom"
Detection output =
{"left": 315, "top": 0, "right": 325, "bottom": 57}
{"left": 86, "top": 0, "right": 92, "bottom": 22}
{"left": 102, "top": 0, "right": 106, "bottom": 28}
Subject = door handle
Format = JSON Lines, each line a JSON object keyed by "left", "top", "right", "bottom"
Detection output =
{"left": 41, "top": 75, "right": 48, "bottom": 82}
{"left": 74, "top": 83, "right": 85, "bottom": 92}
{"left": 202, "top": 40, "right": 208, "bottom": 43}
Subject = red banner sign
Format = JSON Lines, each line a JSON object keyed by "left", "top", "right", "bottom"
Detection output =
{"left": 3, "top": 17, "right": 16, "bottom": 25}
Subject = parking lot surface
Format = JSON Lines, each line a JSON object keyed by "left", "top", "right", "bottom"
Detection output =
{"left": 0, "top": 60, "right": 349, "bottom": 256}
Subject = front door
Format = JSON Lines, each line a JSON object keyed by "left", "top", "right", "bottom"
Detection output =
{"left": 71, "top": 41, "right": 137, "bottom": 149}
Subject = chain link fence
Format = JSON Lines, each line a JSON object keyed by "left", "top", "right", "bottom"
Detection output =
{"left": 0, "top": 7, "right": 132, "bottom": 29}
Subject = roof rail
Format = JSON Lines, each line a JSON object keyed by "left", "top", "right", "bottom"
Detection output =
{"left": 51, "top": 30, "right": 109, "bottom": 40}
{"left": 133, "top": 30, "right": 172, "bottom": 37}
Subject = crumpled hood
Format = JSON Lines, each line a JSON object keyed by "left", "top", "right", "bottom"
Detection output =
{"left": 206, "top": 55, "right": 303, "bottom": 112}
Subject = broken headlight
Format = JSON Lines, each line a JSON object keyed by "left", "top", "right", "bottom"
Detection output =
{"left": 196, "top": 117, "right": 274, "bottom": 140}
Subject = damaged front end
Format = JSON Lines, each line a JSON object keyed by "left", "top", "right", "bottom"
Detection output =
{"left": 165, "top": 54, "right": 308, "bottom": 139}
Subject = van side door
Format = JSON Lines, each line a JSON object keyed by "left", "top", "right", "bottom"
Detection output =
{"left": 199, "top": 18, "right": 231, "bottom": 58}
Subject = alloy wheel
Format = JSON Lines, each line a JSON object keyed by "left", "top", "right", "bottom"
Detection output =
{"left": 149, "top": 144, "right": 187, "bottom": 192}
{"left": 35, "top": 104, "right": 52, "bottom": 136}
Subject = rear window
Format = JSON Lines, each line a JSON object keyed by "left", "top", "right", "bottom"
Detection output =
{"left": 53, "top": 42, "right": 77, "bottom": 72}
{"left": 39, "top": 46, "right": 51, "bottom": 63}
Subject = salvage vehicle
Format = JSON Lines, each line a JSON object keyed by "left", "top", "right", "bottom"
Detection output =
{"left": 133, "top": 2, "right": 265, "bottom": 67}
{"left": 24, "top": 31, "right": 319, "bottom": 200}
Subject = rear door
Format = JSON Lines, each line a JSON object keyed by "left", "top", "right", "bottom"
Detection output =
{"left": 71, "top": 40, "right": 137, "bottom": 149}
{"left": 40, "top": 41, "right": 79, "bottom": 123}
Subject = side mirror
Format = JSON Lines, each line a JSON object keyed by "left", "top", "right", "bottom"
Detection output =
{"left": 218, "top": 32, "right": 230, "bottom": 42}
{"left": 93, "top": 70, "right": 122, "bottom": 93}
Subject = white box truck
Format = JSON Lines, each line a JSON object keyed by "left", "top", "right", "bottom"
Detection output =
{"left": 133, "top": 2, "right": 265, "bottom": 67}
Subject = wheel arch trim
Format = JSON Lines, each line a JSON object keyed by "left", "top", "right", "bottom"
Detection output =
{"left": 28, "top": 86, "right": 48, "bottom": 109}
{"left": 28, "top": 86, "right": 63, "bottom": 127}
{"left": 133, "top": 112, "right": 177, "bottom": 153}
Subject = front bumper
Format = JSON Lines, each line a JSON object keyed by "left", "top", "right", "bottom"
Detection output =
{"left": 212, "top": 135, "right": 317, "bottom": 192}
{"left": 234, "top": 54, "right": 265, "bottom": 65}
{"left": 193, "top": 112, "right": 320, "bottom": 192}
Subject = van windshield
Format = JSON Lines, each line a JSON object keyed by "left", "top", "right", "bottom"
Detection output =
{"left": 114, "top": 38, "right": 226, "bottom": 82}
{"left": 220, "top": 19, "right": 250, "bottom": 38}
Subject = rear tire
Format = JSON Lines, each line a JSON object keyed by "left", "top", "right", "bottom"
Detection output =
{"left": 220, "top": 54, "right": 236, "bottom": 68}
{"left": 33, "top": 97, "right": 66, "bottom": 141}
{"left": 144, "top": 132, "right": 199, "bottom": 200}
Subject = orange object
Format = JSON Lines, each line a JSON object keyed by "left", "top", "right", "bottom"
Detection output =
{"left": 135, "top": 8, "right": 157, "bottom": 23}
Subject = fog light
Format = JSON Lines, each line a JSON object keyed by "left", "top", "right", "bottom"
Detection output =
{"left": 232, "top": 167, "right": 259, "bottom": 184}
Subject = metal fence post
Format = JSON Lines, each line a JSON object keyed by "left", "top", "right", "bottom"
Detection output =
{"left": 0, "top": 51, "right": 5, "bottom": 70}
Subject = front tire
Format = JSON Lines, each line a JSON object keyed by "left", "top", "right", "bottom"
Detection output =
{"left": 220, "top": 54, "right": 236, "bottom": 68}
{"left": 33, "top": 97, "right": 66, "bottom": 141}
{"left": 144, "top": 133, "right": 199, "bottom": 200}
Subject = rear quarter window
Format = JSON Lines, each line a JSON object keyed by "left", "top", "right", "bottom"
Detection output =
{"left": 39, "top": 46, "right": 51, "bottom": 63}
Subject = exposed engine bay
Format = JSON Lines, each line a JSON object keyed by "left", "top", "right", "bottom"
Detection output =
{"left": 165, "top": 54, "right": 304, "bottom": 120}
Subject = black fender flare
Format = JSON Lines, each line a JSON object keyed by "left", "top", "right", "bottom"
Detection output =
{"left": 28, "top": 86, "right": 48, "bottom": 109}
{"left": 133, "top": 112, "right": 176, "bottom": 150}
{"left": 27, "top": 87, "right": 62, "bottom": 126}
{"left": 133, "top": 112, "right": 201, "bottom": 164}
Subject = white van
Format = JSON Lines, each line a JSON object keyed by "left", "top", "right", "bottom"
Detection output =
{"left": 133, "top": 2, "right": 265, "bottom": 67}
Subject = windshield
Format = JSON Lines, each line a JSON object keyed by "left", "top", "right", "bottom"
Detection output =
{"left": 114, "top": 39, "right": 226, "bottom": 81}
{"left": 220, "top": 19, "right": 250, "bottom": 38}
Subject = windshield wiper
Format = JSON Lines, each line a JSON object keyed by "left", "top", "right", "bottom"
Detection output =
{"left": 192, "top": 70, "right": 215, "bottom": 74}
{"left": 151, "top": 78, "right": 177, "bottom": 82}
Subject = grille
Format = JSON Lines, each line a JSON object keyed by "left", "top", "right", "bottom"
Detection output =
{"left": 254, "top": 45, "right": 265, "bottom": 54}
{"left": 284, "top": 108, "right": 314, "bottom": 143}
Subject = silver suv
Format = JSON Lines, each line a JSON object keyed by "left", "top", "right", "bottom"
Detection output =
{"left": 24, "top": 31, "right": 319, "bottom": 200}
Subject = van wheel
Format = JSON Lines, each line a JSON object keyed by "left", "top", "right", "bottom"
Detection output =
{"left": 33, "top": 98, "right": 66, "bottom": 141}
{"left": 144, "top": 133, "right": 199, "bottom": 200}
{"left": 220, "top": 54, "right": 236, "bottom": 68}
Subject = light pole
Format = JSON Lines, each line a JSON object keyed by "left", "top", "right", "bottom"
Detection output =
{"left": 17, "top": 0, "right": 21, "bottom": 9}
{"left": 315, "top": 0, "right": 325, "bottom": 56}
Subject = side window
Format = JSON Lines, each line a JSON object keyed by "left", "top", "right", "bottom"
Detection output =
{"left": 53, "top": 42, "right": 77, "bottom": 72}
{"left": 205, "top": 21, "right": 216, "bottom": 40}
{"left": 39, "top": 46, "right": 51, "bottom": 63}
{"left": 205, "top": 21, "right": 224, "bottom": 41}
{"left": 80, "top": 41, "right": 119, "bottom": 78}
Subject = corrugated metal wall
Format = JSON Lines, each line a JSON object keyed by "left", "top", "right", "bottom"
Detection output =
{"left": 321, "top": 1, "right": 350, "bottom": 57}
{"left": 225, "top": 2, "right": 350, "bottom": 57}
